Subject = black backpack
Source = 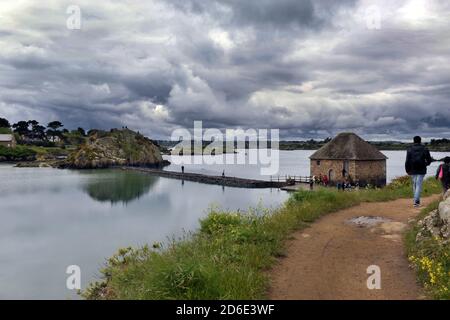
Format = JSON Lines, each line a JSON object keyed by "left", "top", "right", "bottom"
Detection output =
{"left": 442, "top": 163, "right": 450, "bottom": 181}
{"left": 409, "top": 146, "right": 427, "bottom": 170}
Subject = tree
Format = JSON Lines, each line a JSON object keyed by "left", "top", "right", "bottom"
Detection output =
{"left": 0, "top": 117, "right": 10, "bottom": 128}
{"left": 48, "top": 121, "right": 63, "bottom": 130}
{"left": 26, "top": 121, "right": 39, "bottom": 140}
{"left": 27, "top": 120, "right": 39, "bottom": 128}
{"left": 77, "top": 127, "right": 86, "bottom": 136}
{"left": 32, "top": 125, "right": 47, "bottom": 141}
{"left": 12, "top": 121, "right": 30, "bottom": 137}
{"left": 47, "top": 121, "right": 64, "bottom": 142}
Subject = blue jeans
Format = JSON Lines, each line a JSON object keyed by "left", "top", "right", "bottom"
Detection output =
{"left": 412, "top": 175, "right": 425, "bottom": 204}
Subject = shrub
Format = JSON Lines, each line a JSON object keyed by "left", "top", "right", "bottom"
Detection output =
{"left": 0, "top": 145, "right": 36, "bottom": 160}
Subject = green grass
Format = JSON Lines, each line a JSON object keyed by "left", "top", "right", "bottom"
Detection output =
{"left": 83, "top": 176, "right": 442, "bottom": 300}
{"left": 405, "top": 201, "right": 450, "bottom": 299}
{"left": 28, "top": 146, "right": 69, "bottom": 156}
{"left": 0, "top": 145, "right": 36, "bottom": 160}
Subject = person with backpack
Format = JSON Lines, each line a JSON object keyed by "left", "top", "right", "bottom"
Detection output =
{"left": 436, "top": 157, "right": 450, "bottom": 194}
{"left": 405, "top": 136, "right": 434, "bottom": 207}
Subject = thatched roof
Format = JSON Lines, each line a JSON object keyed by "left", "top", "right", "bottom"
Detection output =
{"left": 310, "top": 132, "right": 387, "bottom": 160}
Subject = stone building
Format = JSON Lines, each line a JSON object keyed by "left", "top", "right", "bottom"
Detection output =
{"left": 0, "top": 134, "right": 16, "bottom": 148}
{"left": 310, "top": 132, "right": 387, "bottom": 186}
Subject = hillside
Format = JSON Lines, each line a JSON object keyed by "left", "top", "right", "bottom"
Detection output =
{"left": 61, "top": 129, "right": 167, "bottom": 169}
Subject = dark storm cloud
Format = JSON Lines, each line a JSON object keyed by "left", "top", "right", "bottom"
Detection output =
{"left": 0, "top": 0, "right": 449, "bottom": 140}
{"left": 167, "top": 0, "right": 357, "bottom": 29}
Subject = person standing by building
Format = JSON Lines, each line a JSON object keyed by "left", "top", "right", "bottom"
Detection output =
{"left": 405, "top": 136, "right": 434, "bottom": 207}
{"left": 322, "top": 174, "right": 329, "bottom": 187}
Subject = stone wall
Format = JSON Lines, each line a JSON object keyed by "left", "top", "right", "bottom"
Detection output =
{"left": 355, "top": 160, "right": 386, "bottom": 186}
{"left": 310, "top": 159, "right": 354, "bottom": 182}
{"left": 310, "top": 159, "right": 386, "bottom": 186}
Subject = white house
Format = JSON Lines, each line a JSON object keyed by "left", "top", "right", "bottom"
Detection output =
{"left": 0, "top": 134, "right": 17, "bottom": 148}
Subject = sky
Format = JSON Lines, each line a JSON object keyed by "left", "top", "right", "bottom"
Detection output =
{"left": 0, "top": 0, "right": 449, "bottom": 140}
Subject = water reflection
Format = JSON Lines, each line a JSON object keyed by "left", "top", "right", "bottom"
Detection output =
{"left": 80, "top": 169, "right": 158, "bottom": 205}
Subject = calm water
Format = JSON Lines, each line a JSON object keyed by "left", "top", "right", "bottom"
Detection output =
{"left": 0, "top": 165, "right": 288, "bottom": 299}
{"left": 0, "top": 150, "right": 448, "bottom": 299}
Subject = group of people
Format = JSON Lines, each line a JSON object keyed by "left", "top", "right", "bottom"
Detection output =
{"left": 405, "top": 135, "right": 450, "bottom": 208}
{"left": 310, "top": 174, "right": 368, "bottom": 191}
{"left": 311, "top": 174, "right": 329, "bottom": 186}
{"left": 336, "top": 180, "right": 361, "bottom": 191}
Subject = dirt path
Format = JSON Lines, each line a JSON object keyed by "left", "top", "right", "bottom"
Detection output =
{"left": 269, "top": 195, "right": 440, "bottom": 300}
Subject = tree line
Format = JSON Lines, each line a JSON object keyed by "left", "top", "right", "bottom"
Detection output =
{"left": 0, "top": 117, "right": 86, "bottom": 143}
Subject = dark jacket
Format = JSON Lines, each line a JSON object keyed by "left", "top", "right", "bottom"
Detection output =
{"left": 405, "top": 144, "right": 432, "bottom": 175}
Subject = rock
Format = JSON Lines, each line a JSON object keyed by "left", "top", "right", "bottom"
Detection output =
{"left": 15, "top": 162, "right": 41, "bottom": 168}
{"left": 441, "top": 224, "right": 450, "bottom": 240}
{"left": 60, "top": 129, "right": 167, "bottom": 169}
{"left": 444, "top": 189, "right": 450, "bottom": 201}
{"left": 39, "top": 163, "right": 52, "bottom": 168}
{"left": 416, "top": 209, "right": 446, "bottom": 242}
{"left": 16, "top": 161, "right": 59, "bottom": 168}
{"left": 438, "top": 198, "right": 450, "bottom": 224}
{"left": 346, "top": 216, "right": 390, "bottom": 227}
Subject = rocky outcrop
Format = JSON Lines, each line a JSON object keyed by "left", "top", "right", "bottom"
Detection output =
{"left": 416, "top": 197, "right": 450, "bottom": 244}
{"left": 444, "top": 189, "right": 450, "bottom": 201}
{"left": 439, "top": 197, "right": 450, "bottom": 224}
{"left": 60, "top": 129, "right": 168, "bottom": 169}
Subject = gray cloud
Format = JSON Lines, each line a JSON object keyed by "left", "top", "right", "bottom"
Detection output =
{"left": 0, "top": 0, "right": 449, "bottom": 140}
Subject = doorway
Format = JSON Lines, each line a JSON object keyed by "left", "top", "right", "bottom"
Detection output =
{"left": 328, "top": 169, "right": 335, "bottom": 182}
{"left": 343, "top": 160, "right": 349, "bottom": 177}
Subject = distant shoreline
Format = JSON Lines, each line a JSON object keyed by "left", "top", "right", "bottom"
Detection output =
{"left": 278, "top": 144, "right": 450, "bottom": 152}
{"left": 157, "top": 140, "right": 450, "bottom": 153}
{"left": 3, "top": 147, "right": 450, "bottom": 167}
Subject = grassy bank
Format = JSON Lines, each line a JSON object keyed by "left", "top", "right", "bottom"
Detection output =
{"left": 0, "top": 145, "right": 36, "bottom": 161}
{"left": 83, "top": 176, "right": 441, "bottom": 300}
{"left": 0, "top": 145, "right": 70, "bottom": 162}
{"left": 28, "top": 145, "right": 70, "bottom": 156}
{"left": 405, "top": 201, "right": 450, "bottom": 299}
